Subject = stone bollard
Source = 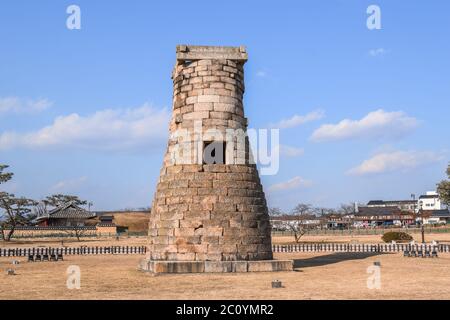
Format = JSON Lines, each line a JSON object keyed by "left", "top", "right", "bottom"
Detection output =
{"left": 272, "top": 280, "right": 283, "bottom": 288}
{"left": 6, "top": 269, "right": 15, "bottom": 275}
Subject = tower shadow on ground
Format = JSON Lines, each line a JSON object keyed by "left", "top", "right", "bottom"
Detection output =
{"left": 293, "top": 252, "right": 392, "bottom": 269}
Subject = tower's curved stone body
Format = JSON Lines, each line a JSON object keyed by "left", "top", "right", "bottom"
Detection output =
{"left": 147, "top": 45, "right": 273, "bottom": 264}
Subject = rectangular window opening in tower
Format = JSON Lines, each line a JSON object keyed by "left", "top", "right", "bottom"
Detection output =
{"left": 203, "top": 141, "right": 226, "bottom": 165}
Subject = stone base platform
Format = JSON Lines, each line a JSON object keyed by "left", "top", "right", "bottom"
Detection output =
{"left": 139, "top": 259, "right": 293, "bottom": 274}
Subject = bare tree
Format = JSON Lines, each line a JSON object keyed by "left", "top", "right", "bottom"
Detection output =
{"left": 289, "top": 203, "right": 316, "bottom": 243}
{"left": 33, "top": 202, "right": 48, "bottom": 218}
{"left": 313, "top": 207, "right": 334, "bottom": 229}
{"left": 268, "top": 207, "right": 284, "bottom": 217}
{"left": 65, "top": 220, "right": 89, "bottom": 242}
{"left": 339, "top": 203, "right": 356, "bottom": 215}
{"left": 0, "top": 165, "right": 37, "bottom": 241}
{"left": 292, "top": 203, "right": 313, "bottom": 216}
{"left": 44, "top": 194, "right": 88, "bottom": 208}
{"left": 287, "top": 219, "right": 311, "bottom": 243}
{"left": 0, "top": 194, "right": 37, "bottom": 241}
{"left": 338, "top": 203, "right": 358, "bottom": 230}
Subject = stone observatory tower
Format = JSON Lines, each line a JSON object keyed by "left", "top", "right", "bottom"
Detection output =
{"left": 140, "top": 45, "right": 292, "bottom": 273}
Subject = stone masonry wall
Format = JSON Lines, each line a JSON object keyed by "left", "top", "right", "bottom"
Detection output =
{"left": 147, "top": 46, "right": 273, "bottom": 262}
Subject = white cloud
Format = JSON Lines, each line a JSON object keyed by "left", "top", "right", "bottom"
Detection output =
{"left": 278, "top": 145, "right": 304, "bottom": 157}
{"left": 50, "top": 176, "right": 88, "bottom": 193}
{"left": 310, "top": 109, "right": 418, "bottom": 142}
{"left": 347, "top": 150, "right": 444, "bottom": 176}
{"left": 271, "top": 110, "right": 325, "bottom": 129}
{"left": 268, "top": 176, "right": 313, "bottom": 192}
{"left": 369, "top": 48, "right": 388, "bottom": 57}
{"left": 0, "top": 97, "right": 52, "bottom": 115}
{"left": 256, "top": 70, "right": 266, "bottom": 77}
{"left": 0, "top": 103, "right": 170, "bottom": 152}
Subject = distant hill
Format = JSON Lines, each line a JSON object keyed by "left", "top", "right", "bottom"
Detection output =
{"left": 88, "top": 211, "right": 150, "bottom": 233}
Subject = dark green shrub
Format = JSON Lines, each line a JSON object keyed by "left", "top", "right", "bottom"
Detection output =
{"left": 382, "top": 231, "right": 413, "bottom": 243}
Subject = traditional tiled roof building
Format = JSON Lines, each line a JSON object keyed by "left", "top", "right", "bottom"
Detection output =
{"left": 36, "top": 201, "right": 95, "bottom": 227}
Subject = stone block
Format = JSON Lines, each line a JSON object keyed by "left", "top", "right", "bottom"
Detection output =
{"left": 177, "top": 243, "right": 208, "bottom": 254}
{"left": 160, "top": 211, "right": 183, "bottom": 221}
{"left": 193, "top": 102, "right": 214, "bottom": 111}
{"left": 194, "top": 172, "right": 216, "bottom": 180}
{"left": 203, "top": 164, "right": 227, "bottom": 172}
{"left": 184, "top": 210, "right": 210, "bottom": 220}
{"left": 182, "top": 164, "right": 203, "bottom": 172}
{"left": 166, "top": 166, "right": 183, "bottom": 174}
{"left": 201, "top": 236, "right": 220, "bottom": 244}
{"left": 140, "top": 258, "right": 292, "bottom": 273}
{"left": 232, "top": 261, "right": 248, "bottom": 273}
{"left": 168, "top": 253, "right": 197, "bottom": 261}
{"left": 205, "top": 261, "right": 233, "bottom": 273}
{"left": 189, "top": 179, "right": 212, "bottom": 188}
{"left": 197, "top": 95, "right": 220, "bottom": 103}
{"left": 185, "top": 96, "right": 198, "bottom": 104}
{"left": 209, "top": 82, "right": 225, "bottom": 89}
{"left": 203, "top": 227, "right": 223, "bottom": 237}
{"left": 247, "top": 260, "right": 293, "bottom": 272}
{"left": 192, "top": 195, "right": 218, "bottom": 205}
{"left": 179, "top": 219, "right": 203, "bottom": 229}
{"left": 203, "top": 218, "right": 229, "bottom": 228}
{"left": 197, "top": 187, "right": 227, "bottom": 196}
{"left": 153, "top": 244, "right": 178, "bottom": 253}
{"left": 157, "top": 228, "right": 175, "bottom": 236}
{"left": 189, "top": 202, "right": 213, "bottom": 211}
{"left": 213, "top": 103, "right": 235, "bottom": 113}
{"left": 183, "top": 111, "right": 210, "bottom": 120}
{"left": 208, "top": 244, "right": 236, "bottom": 254}
{"left": 174, "top": 228, "right": 196, "bottom": 237}
{"left": 145, "top": 261, "right": 205, "bottom": 273}
{"left": 210, "top": 111, "right": 231, "bottom": 120}
{"left": 173, "top": 236, "right": 202, "bottom": 245}
{"left": 213, "top": 203, "right": 237, "bottom": 212}
{"left": 223, "top": 227, "right": 241, "bottom": 237}
{"left": 169, "top": 180, "right": 189, "bottom": 188}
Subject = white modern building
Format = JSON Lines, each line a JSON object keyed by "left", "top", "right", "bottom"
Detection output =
{"left": 419, "top": 191, "right": 442, "bottom": 211}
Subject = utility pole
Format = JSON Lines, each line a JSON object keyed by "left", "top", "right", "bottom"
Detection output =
{"left": 420, "top": 203, "right": 425, "bottom": 244}
{"left": 412, "top": 193, "right": 425, "bottom": 243}
{"left": 411, "top": 194, "right": 416, "bottom": 229}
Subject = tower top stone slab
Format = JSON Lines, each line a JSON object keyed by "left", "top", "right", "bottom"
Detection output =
{"left": 176, "top": 45, "right": 248, "bottom": 62}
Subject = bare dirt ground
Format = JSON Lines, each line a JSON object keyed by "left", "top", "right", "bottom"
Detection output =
{"left": 1, "top": 234, "right": 449, "bottom": 300}
{"left": 1, "top": 251, "right": 449, "bottom": 300}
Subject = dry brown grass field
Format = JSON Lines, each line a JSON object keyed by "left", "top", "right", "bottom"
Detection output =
{"left": 87, "top": 211, "right": 149, "bottom": 232}
{"left": 1, "top": 251, "right": 449, "bottom": 300}
{"left": 1, "top": 234, "right": 450, "bottom": 300}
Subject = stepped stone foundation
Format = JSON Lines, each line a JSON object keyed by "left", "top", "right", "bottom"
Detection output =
{"left": 140, "top": 45, "right": 293, "bottom": 273}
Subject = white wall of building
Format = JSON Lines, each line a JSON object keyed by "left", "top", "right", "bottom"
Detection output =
{"left": 419, "top": 191, "right": 442, "bottom": 211}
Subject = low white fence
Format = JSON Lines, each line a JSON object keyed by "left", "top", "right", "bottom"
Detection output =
{"left": 0, "top": 246, "right": 147, "bottom": 257}
{"left": 272, "top": 243, "right": 449, "bottom": 253}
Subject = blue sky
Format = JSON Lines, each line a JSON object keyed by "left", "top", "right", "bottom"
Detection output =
{"left": 1, "top": 0, "right": 449, "bottom": 211}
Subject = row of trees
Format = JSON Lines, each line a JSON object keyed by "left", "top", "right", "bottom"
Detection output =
{"left": 0, "top": 164, "right": 88, "bottom": 241}
{"left": 269, "top": 203, "right": 357, "bottom": 243}
{"left": 269, "top": 203, "right": 357, "bottom": 218}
